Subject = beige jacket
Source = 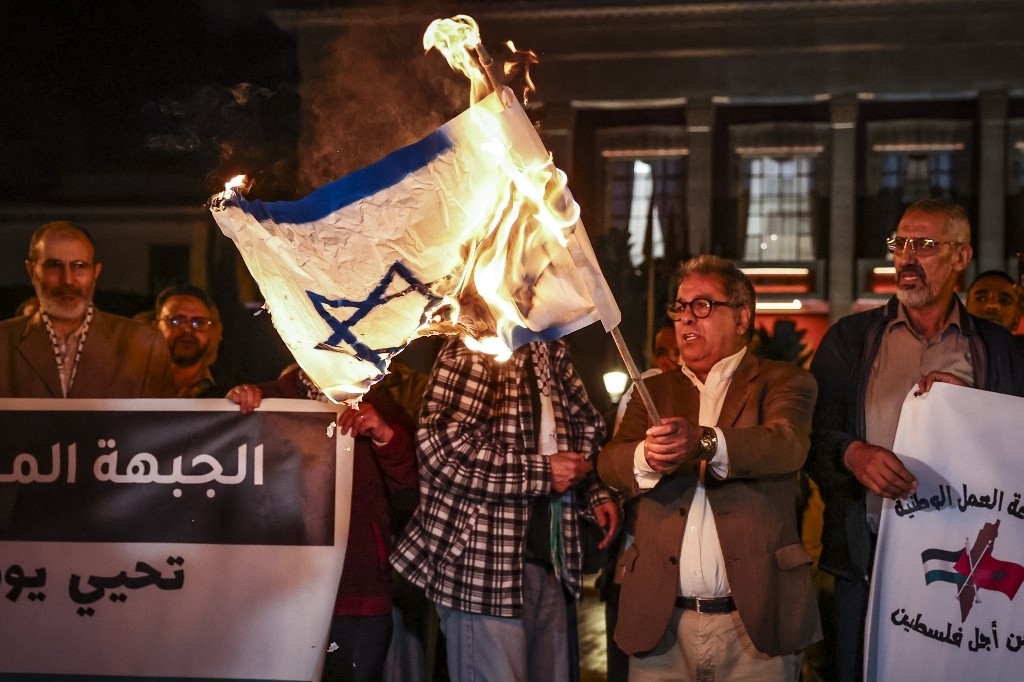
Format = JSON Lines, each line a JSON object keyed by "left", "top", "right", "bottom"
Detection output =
{"left": 598, "top": 353, "right": 822, "bottom": 657}
{"left": 0, "top": 310, "right": 175, "bottom": 399}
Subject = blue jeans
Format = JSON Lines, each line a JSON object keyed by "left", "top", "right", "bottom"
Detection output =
{"left": 437, "top": 562, "right": 572, "bottom": 682}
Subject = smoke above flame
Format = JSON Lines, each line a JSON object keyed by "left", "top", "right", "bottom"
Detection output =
{"left": 298, "top": 15, "right": 465, "bottom": 192}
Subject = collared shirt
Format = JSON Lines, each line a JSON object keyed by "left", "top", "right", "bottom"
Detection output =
{"left": 56, "top": 323, "right": 88, "bottom": 397}
{"left": 632, "top": 346, "right": 747, "bottom": 598}
{"left": 863, "top": 301, "right": 973, "bottom": 531}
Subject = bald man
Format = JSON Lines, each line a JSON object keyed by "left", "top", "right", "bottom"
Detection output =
{"left": 0, "top": 221, "right": 175, "bottom": 398}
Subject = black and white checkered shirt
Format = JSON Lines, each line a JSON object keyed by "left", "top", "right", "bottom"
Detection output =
{"left": 392, "top": 338, "right": 613, "bottom": 617}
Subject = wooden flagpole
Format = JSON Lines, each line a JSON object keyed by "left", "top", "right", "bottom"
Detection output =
{"left": 611, "top": 326, "right": 662, "bottom": 425}
{"left": 472, "top": 40, "right": 662, "bottom": 426}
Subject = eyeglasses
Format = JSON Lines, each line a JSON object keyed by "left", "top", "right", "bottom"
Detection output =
{"left": 886, "top": 236, "right": 963, "bottom": 255}
{"left": 37, "top": 259, "right": 93, "bottom": 275}
{"left": 159, "top": 315, "right": 214, "bottom": 330}
{"left": 666, "top": 297, "right": 736, "bottom": 320}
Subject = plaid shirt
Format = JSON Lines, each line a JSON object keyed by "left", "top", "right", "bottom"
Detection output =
{"left": 392, "top": 338, "right": 613, "bottom": 617}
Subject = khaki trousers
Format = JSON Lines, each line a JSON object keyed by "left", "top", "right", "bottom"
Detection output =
{"left": 628, "top": 606, "right": 801, "bottom": 682}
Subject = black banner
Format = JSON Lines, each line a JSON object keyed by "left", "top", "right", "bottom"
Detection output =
{"left": 0, "top": 406, "right": 336, "bottom": 545}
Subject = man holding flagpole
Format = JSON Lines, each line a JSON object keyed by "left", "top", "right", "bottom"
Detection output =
{"left": 392, "top": 337, "right": 619, "bottom": 682}
{"left": 599, "top": 255, "right": 820, "bottom": 680}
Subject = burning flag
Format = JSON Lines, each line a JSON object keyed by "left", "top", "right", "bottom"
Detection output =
{"left": 210, "top": 16, "right": 620, "bottom": 403}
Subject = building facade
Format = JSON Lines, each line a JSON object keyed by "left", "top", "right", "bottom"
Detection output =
{"left": 274, "top": 0, "right": 1024, "bottom": 350}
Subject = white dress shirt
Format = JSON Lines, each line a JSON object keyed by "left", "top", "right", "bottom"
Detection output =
{"left": 632, "top": 347, "right": 747, "bottom": 598}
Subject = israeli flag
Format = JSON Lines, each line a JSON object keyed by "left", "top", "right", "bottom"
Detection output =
{"left": 211, "top": 91, "right": 619, "bottom": 403}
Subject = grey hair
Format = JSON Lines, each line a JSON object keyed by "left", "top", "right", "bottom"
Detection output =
{"left": 674, "top": 255, "right": 756, "bottom": 340}
{"left": 903, "top": 199, "right": 971, "bottom": 243}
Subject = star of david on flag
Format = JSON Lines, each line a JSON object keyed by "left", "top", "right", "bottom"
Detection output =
{"left": 211, "top": 90, "right": 619, "bottom": 403}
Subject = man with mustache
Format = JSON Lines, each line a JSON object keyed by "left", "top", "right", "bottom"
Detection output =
{"left": 0, "top": 221, "right": 175, "bottom": 398}
{"left": 806, "top": 199, "right": 1024, "bottom": 682}
{"left": 154, "top": 284, "right": 225, "bottom": 398}
{"left": 966, "top": 269, "right": 1021, "bottom": 333}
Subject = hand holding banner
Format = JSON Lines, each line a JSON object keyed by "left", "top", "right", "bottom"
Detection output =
{"left": 866, "top": 384, "right": 1024, "bottom": 680}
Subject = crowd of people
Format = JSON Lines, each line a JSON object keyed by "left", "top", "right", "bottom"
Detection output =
{"left": 3, "top": 200, "right": 1024, "bottom": 681}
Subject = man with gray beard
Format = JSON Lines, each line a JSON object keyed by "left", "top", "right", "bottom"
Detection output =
{"left": 806, "top": 199, "right": 1024, "bottom": 682}
{"left": 0, "top": 221, "right": 175, "bottom": 398}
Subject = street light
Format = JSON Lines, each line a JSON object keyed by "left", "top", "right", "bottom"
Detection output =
{"left": 603, "top": 370, "right": 629, "bottom": 404}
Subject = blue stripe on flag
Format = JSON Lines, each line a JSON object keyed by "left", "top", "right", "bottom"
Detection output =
{"left": 508, "top": 318, "right": 596, "bottom": 349}
{"left": 238, "top": 128, "right": 454, "bottom": 224}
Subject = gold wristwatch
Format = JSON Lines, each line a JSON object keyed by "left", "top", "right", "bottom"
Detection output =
{"left": 697, "top": 426, "right": 718, "bottom": 461}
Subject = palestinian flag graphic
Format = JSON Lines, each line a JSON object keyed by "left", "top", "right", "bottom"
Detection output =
{"left": 921, "top": 519, "right": 1024, "bottom": 621}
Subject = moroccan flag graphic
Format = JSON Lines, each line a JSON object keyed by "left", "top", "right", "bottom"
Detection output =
{"left": 953, "top": 551, "right": 1024, "bottom": 599}
{"left": 921, "top": 519, "right": 1024, "bottom": 608}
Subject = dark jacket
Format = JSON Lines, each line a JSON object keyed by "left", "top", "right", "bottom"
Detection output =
{"left": 806, "top": 295, "right": 1024, "bottom": 583}
{"left": 259, "top": 369, "right": 418, "bottom": 616}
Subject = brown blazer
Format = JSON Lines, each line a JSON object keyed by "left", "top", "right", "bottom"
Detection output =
{"left": 0, "top": 310, "right": 176, "bottom": 399}
{"left": 598, "top": 353, "right": 822, "bottom": 657}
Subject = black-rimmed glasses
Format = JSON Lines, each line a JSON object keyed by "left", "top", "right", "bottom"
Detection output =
{"left": 666, "top": 297, "right": 736, "bottom": 320}
{"left": 159, "top": 315, "right": 214, "bottom": 330}
{"left": 886, "top": 236, "right": 963, "bottom": 255}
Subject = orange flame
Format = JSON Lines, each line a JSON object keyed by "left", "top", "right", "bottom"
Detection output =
{"left": 503, "top": 41, "right": 538, "bottom": 105}
{"left": 419, "top": 20, "right": 592, "bottom": 360}
{"left": 210, "top": 174, "right": 249, "bottom": 210}
{"left": 423, "top": 16, "right": 491, "bottom": 106}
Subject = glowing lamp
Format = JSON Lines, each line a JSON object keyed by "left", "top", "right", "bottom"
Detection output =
{"left": 603, "top": 370, "right": 629, "bottom": 404}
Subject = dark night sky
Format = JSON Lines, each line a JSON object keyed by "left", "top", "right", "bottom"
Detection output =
{"left": 0, "top": 0, "right": 664, "bottom": 205}
{"left": 0, "top": 0, "right": 301, "bottom": 204}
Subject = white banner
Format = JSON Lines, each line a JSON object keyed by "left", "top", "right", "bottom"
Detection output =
{"left": 866, "top": 383, "right": 1024, "bottom": 681}
{"left": 0, "top": 398, "right": 352, "bottom": 681}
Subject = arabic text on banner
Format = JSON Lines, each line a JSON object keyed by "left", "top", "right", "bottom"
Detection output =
{"left": 866, "top": 383, "right": 1024, "bottom": 681}
{"left": 0, "top": 398, "right": 352, "bottom": 681}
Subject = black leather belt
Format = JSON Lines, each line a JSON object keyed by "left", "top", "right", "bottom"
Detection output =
{"left": 675, "top": 596, "right": 736, "bottom": 614}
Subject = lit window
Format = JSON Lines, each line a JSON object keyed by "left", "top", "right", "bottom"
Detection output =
{"left": 730, "top": 121, "right": 828, "bottom": 264}
{"left": 742, "top": 155, "right": 816, "bottom": 261}
{"left": 600, "top": 126, "right": 687, "bottom": 267}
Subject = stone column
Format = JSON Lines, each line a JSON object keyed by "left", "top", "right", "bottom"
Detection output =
{"left": 978, "top": 91, "right": 1008, "bottom": 273}
{"left": 539, "top": 100, "right": 575, "bottom": 178}
{"left": 686, "top": 99, "right": 714, "bottom": 256}
{"left": 829, "top": 95, "right": 858, "bottom": 322}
